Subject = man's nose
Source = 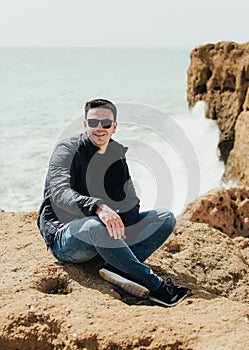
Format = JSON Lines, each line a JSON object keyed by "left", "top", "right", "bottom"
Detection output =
{"left": 96, "top": 121, "right": 103, "bottom": 129}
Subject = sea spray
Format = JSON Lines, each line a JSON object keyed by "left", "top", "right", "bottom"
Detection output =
{"left": 119, "top": 101, "right": 224, "bottom": 215}
{"left": 173, "top": 101, "right": 224, "bottom": 214}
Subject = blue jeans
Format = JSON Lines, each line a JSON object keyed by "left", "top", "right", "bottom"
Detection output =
{"left": 50, "top": 209, "right": 175, "bottom": 292}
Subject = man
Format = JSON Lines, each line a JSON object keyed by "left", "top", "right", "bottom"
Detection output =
{"left": 37, "top": 98, "right": 190, "bottom": 306}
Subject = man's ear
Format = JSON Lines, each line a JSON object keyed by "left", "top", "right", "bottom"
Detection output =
{"left": 112, "top": 121, "right": 117, "bottom": 133}
{"left": 83, "top": 120, "right": 87, "bottom": 129}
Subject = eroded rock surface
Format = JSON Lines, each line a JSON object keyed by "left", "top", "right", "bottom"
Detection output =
{"left": 181, "top": 187, "right": 249, "bottom": 238}
{"left": 223, "top": 111, "right": 249, "bottom": 186}
{"left": 181, "top": 187, "right": 249, "bottom": 265}
{"left": 0, "top": 210, "right": 249, "bottom": 349}
{"left": 187, "top": 41, "right": 249, "bottom": 164}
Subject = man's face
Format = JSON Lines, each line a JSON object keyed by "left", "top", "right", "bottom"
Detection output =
{"left": 84, "top": 108, "right": 117, "bottom": 149}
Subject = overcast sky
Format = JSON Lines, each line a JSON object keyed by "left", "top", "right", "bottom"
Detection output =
{"left": 0, "top": 0, "right": 248, "bottom": 48}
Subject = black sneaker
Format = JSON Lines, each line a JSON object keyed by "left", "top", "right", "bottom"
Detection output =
{"left": 149, "top": 278, "right": 191, "bottom": 307}
{"left": 99, "top": 264, "right": 150, "bottom": 298}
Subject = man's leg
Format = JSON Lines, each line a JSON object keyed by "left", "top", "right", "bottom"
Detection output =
{"left": 126, "top": 209, "right": 176, "bottom": 263}
{"left": 50, "top": 220, "right": 98, "bottom": 264}
{"left": 51, "top": 214, "right": 190, "bottom": 305}
{"left": 50, "top": 216, "right": 163, "bottom": 293}
{"left": 98, "top": 210, "right": 190, "bottom": 306}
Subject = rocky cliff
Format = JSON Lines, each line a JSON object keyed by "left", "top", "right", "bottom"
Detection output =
{"left": 187, "top": 41, "right": 249, "bottom": 185}
{"left": 0, "top": 209, "right": 249, "bottom": 349}
{"left": 223, "top": 111, "right": 249, "bottom": 186}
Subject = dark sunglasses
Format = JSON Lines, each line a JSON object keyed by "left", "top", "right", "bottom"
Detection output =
{"left": 87, "top": 118, "right": 114, "bottom": 129}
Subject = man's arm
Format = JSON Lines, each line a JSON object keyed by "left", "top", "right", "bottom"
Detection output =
{"left": 48, "top": 140, "right": 103, "bottom": 218}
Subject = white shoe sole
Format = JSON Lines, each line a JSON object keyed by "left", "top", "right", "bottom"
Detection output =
{"left": 99, "top": 268, "right": 150, "bottom": 298}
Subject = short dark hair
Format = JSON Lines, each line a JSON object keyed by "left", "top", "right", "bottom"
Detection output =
{"left": 84, "top": 98, "right": 117, "bottom": 121}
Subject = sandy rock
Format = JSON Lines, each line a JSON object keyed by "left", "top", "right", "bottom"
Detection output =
{"left": 223, "top": 111, "right": 249, "bottom": 186}
{"left": 181, "top": 187, "right": 249, "bottom": 264}
{"left": 233, "top": 236, "right": 249, "bottom": 264}
{"left": 160, "top": 220, "right": 249, "bottom": 301}
{"left": 187, "top": 41, "right": 249, "bottom": 163}
{"left": 0, "top": 210, "right": 249, "bottom": 349}
{"left": 181, "top": 187, "right": 249, "bottom": 238}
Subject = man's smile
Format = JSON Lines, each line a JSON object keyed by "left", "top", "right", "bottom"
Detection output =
{"left": 94, "top": 132, "right": 106, "bottom": 137}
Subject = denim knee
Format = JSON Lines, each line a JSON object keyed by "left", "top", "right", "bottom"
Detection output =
{"left": 166, "top": 211, "right": 176, "bottom": 232}
{"left": 158, "top": 210, "right": 176, "bottom": 239}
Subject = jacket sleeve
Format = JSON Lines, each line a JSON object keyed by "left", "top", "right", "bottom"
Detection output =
{"left": 47, "top": 140, "right": 104, "bottom": 217}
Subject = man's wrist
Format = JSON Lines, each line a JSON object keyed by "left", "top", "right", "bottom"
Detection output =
{"left": 96, "top": 203, "right": 105, "bottom": 215}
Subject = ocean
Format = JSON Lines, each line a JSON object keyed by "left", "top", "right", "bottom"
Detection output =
{"left": 0, "top": 47, "right": 224, "bottom": 214}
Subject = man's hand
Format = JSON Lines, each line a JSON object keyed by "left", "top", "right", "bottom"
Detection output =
{"left": 96, "top": 204, "right": 125, "bottom": 239}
